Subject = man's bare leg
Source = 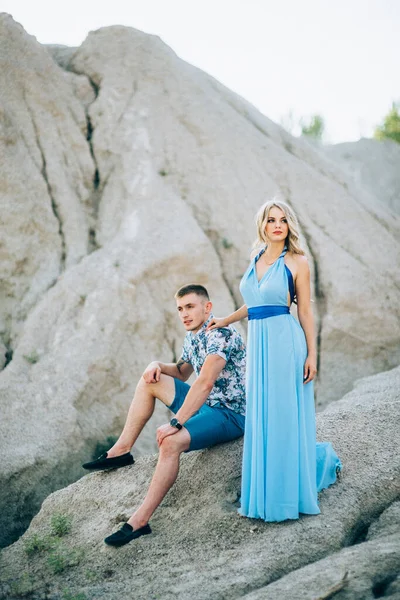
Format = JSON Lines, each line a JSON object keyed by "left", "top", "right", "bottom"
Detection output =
{"left": 127, "top": 428, "right": 191, "bottom": 529}
{"left": 106, "top": 374, "right": 176, "bottom": 458}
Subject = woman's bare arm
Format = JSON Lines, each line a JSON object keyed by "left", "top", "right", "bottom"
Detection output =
{"left": 206, "top": 304, "right": 248, "bottom": 330}
{"left": 294, "top": 256, "right": 317, "bottom": 384}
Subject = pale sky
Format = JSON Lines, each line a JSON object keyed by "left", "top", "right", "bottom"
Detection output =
{"left": 3, "top": 0, "right": 399, "bottom": 143}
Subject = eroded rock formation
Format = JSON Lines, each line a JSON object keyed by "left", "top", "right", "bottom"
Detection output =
{"left": 0, "top": 366, "right": 399, "bottom": 599}
{"left": 0, "top": 13, "right": 399, "bottom": 549}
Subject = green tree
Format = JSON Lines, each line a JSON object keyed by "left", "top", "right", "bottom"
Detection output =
{"left": 301, "top": 114, "right": 325, "bottom": 140}
{"left": 374, "top": 102, "right": 400, "bottom": 143}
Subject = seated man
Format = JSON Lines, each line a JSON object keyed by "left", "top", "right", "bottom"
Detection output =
{"left": 82, "top": 283, "right": 246, "bottom": 546}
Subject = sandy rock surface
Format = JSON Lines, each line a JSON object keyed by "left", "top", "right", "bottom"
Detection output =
{"left": 244, "top": 503, "right": 400, "bottom": 599}
{"left": 325, "top": 138, "right": 400, "bottom": 215}
{"left": 0, "top": 366, "right": 399, "bottom": 600}
{"left": 1, "top": 13, "right": 399, "bottom": 550}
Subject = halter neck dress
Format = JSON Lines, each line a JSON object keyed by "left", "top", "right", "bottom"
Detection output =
{"left": 239, "top": 247, "right": 341, "bottom": 521}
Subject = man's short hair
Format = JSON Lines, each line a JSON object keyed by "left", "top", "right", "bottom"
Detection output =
{"left": 175, "top": 284, "right": 210, "bottom": 301}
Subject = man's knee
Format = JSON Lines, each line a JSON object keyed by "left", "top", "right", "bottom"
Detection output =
{"left": 159, "top": 432, "right": 190, "bottom": 456}
{"left": 136, "top": 374, "right": 174, "bottom": 403}
{"left": 138, "top": 377, "right": 176, "bottom": 411}
{"left": 136, "top": 376, "right": 148, "bottom": 391}
{"left": 136, "top": 377, "right": 160, "bottom": 396}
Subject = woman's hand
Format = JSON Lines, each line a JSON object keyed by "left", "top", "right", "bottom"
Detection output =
{"left": 206, "top": 317, "right": 229, "bottom": 331}
{"left": 303, "top": 355, "right": 317, "bottom": 384}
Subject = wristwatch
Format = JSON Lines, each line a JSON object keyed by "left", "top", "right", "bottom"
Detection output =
{"left": 170, "top": 418, "right": 183, "bottom": 430}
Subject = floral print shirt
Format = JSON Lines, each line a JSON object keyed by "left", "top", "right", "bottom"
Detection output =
{"left": 181, "top": 315, "right": 246, "bottom": 416}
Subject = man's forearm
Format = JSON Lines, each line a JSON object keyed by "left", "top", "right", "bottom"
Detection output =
{"left": 174, "top": 378, "right": 212, "bottom": 424}
{"left": 157, "top": 361, "right": 185, "bottom": 380}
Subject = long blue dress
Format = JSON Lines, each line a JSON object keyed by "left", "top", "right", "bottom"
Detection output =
{"left": 239, "top": 247, "right": 341, "bottom": 522}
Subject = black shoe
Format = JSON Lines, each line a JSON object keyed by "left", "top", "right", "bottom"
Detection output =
{"left": 104, "top": 523, "right": 152, "bottom": 547}
{"left": 82, "top": 451, "right": 134, "bottom": 471}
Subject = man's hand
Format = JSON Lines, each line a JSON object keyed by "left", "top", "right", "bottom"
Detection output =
{"left": 142, "top": 362, "right": 161, "bottom": 383}
{"left": 156, "top": 423, "right": 178, "bottom": 447}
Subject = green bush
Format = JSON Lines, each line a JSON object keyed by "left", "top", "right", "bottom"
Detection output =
{"left": 51, "top": 513, "right": 72, "bottom": 537}
{"left": 48, "top": 550, "right": 69, "bottom": 574}
{"left": 63, "top": 591, "right": 88, "bottom": 600}
{"left": 47, "top": 546, "right": 84, "bottom": 574}
{"left": 301, "top": 114, "right": 325, "bottom": 140}
{"left": 23, "top": 533, "right": 54, "bottom": 555}
{"left": 10, "top": 573, "right": 35, "bottom": 596}
{"left": 374, "top": 102, "right": 400, "bottom": 144}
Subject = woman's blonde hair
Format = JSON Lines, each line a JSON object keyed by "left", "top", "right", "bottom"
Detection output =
{"left": 253, "top": 200, "right": 305, "bottom": 255}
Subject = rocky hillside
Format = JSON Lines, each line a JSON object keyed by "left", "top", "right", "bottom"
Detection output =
{"left": 0, "top": 366, "right": 399, "bottom": 600}
{"left": 0, "top": 12, "right": 399, "bottom": 549}
{"left": 325, "top": 138, "right": 400, "bottom": 215}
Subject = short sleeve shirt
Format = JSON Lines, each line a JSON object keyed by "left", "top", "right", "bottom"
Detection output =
{"left": 181, "top": 315, "right": 246, "bottom": 416}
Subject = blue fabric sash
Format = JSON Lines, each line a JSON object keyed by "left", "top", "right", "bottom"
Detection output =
{"left": 248, "top": 305, "right": 290, "bottom": 320}
{"left": 285, "top": 265, "right": 295, "bottom": 304}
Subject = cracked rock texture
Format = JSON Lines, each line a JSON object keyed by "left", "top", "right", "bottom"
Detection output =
{"left": 0, "top": 16, "right": 96, "bottom": 346}
{"left": 0, "top": 13, "right": 400, "bottom": 551}
{"left": 0, "top": 366, "right": 399, "bottom": 600}
{"left": 243, "top": 502, "right": 400, "bottom": 600}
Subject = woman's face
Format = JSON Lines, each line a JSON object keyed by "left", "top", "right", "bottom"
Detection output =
{"left": 264, "top": 206, "right": 289, "bottom": 242}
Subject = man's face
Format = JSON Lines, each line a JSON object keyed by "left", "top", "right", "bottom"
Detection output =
{"left": 176, "top": 293, "right": 212, "bottom": 333}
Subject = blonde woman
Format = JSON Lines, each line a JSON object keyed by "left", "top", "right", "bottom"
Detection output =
{"left": 208, "top": 200, "right": 341, "bottom": 521}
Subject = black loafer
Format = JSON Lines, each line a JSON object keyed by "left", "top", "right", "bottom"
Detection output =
{"left": 104, "top": 523, "right": 152, "bottom": 546}
{"left": 82, "top": 451, "right": 134, "bottom": 471}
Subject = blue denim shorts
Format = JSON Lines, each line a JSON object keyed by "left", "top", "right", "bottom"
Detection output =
{"left": 169, "top": 378, "right": 245, "bottom": 452}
